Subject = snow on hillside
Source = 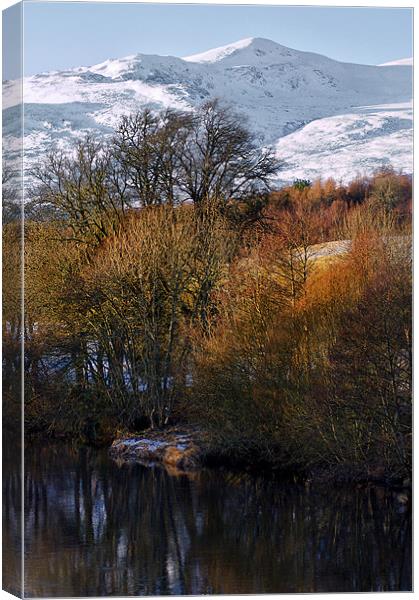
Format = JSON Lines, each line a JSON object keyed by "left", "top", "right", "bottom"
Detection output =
{"left": 379, "top": 58, "right": 413, "bottom": 66}
{"left": 2, "top": 37, "right": 413, "bottom": 186}
{"left": 274, "top": 102, "right": 413, "bottom": 185}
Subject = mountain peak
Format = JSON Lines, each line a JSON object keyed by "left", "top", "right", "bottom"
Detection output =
{"left": 182, "top": 37, "right": 284, "bottom": 64}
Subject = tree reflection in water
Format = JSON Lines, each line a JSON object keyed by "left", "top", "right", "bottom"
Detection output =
{"left": 4, "top": 444, "right": 411, "bottom": 596}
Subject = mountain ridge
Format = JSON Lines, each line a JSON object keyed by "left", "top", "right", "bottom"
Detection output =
{"left": 3, "top": 37, "right": 413, "bottom": 185}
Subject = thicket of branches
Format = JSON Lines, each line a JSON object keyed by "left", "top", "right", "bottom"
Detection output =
{"left": 2, "top": 100, "right": 412, "bottom": 480}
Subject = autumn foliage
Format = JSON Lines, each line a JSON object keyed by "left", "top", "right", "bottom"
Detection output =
{"left": 2, "top": 103, "right": 412, "bottom": 480}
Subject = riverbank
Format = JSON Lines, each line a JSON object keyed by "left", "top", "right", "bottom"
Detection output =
{"left": 108, "top": 427, "right": 411, "bottom": 488}
{"left": 109, "top": 426, "right": 205, "bottom": 473}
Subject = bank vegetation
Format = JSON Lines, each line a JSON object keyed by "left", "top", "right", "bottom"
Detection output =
{"left": 3, "top": 100, "right": 412, "bottom": 481}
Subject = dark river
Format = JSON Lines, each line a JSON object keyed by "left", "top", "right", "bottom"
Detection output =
{"left": 3, "top": 444, "right": 412, "bottom": 596}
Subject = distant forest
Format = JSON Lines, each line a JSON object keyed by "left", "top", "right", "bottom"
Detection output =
{"left": 3, "top": 101, "right": 412, "bottom": 480}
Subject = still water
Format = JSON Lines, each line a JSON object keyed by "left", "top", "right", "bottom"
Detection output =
{"left": 3, "top": 444, "right": 411, "bottom": 596}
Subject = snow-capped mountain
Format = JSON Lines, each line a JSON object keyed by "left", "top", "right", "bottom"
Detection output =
{"left": 3, "top": 37, "right": 413, "bottom": 185}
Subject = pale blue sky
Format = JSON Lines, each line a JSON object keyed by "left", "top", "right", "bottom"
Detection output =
{"left": 3, "top": 2, "right": 414, "bottom": 79}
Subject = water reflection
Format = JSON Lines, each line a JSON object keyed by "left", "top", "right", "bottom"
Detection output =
{"left": 2, "top": 440, "right": 22, "bottom": 597}
{"left": 5, "top": 444, "right": 412, "bottom": 596}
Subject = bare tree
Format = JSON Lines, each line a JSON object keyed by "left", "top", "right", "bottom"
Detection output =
{"left": 2, "top": 164, "right": 20, "bottom": 224}
{"left": 112, "top": 108, "right": 191, "bottom": 207}
{"left": 112, "top": 100, "right": 280, "bottom": 208}
{"left": 81, "top": 203, "right": 232, "bottom": 427}
{"left": 32, "top": 137, "right": 130, "bottom": 245}
{"left": 176, "top": 99, "right": 280, "bottom": 204}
